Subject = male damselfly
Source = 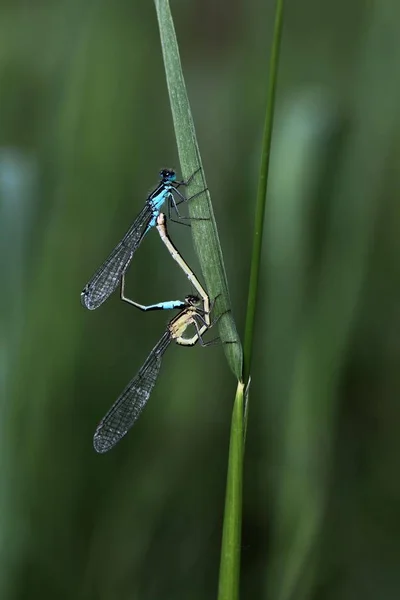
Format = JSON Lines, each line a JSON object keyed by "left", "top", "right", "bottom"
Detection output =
{"left": 81, "top": 169, "right": 203, "bottom": 310}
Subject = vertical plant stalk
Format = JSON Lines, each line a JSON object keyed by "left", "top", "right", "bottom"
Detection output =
{"left": 243, "top": 0, "right": 284, "bottom": 383}
{"left": 155, "top": 2, "right": 284, "bottom": 600}
{"left": 218, "top": 4, "right": 284, "bottom": 598}
{"left": 217, "top": 381, "right": 244, "bottom": 600}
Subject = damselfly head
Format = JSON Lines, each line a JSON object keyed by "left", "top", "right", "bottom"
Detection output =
{"left": 185, "top": 294, "right": 201, "bottom": 306}
{"left": 160, "top": 168, "right": 176, "bottom": 182}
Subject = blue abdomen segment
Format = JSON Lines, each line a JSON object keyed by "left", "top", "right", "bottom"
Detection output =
{"left": 146, "top": 300, "right": 186, "bottom": 311}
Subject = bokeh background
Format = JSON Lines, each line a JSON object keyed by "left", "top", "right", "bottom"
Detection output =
{"left": 1, "top": 1, "right": 400, "bottom": 599}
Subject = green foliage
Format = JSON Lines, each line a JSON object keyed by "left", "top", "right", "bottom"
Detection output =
{"left": 1, "top": 1, "right": 400, "bottom": 600}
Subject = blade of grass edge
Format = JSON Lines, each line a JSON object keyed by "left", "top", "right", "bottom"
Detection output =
{"left": 217, "top": 380, "right": 244, "bottom": 600}
{"left": 243, "top": 0, "right": 284, "bottom": 383}
{"left": 154, "top": 0, "right": 242, "bottom": 380}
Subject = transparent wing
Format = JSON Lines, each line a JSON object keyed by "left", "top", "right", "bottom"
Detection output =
{"left": 81, "top": 204, "right": 151, "bottom": 310}
{"left": 93, "top": 331, "right": 172, "bottom": 453}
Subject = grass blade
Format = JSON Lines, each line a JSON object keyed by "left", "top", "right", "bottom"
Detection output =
{"left": 154, "top": 0, "right": 242, "bottom": 380}
{"left": 243, "top": 0, "right": 284, "bottom": 382}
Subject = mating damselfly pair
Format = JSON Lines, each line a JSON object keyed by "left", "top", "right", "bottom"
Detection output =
{"left": 81, "top": 169, "right": 218, "bottom": 453}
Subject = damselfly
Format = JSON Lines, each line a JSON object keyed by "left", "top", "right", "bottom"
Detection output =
{"left": 81, "top": 168, "right": 202, "bottom": 310}
{"left": 93, "top": 295, "right": 211, "bottom": 453}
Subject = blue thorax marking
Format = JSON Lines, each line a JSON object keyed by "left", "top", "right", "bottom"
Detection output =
{"left": 145, "top": 183, "right": 175, "bottom": 234}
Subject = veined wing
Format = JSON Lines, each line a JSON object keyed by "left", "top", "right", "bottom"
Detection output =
{"left": 81, "top": 203, "right": 152, "bottom": 310}
{"left": 93, "top": 331, "right": 172, "bottom": 453}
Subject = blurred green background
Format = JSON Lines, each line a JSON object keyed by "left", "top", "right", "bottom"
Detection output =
{"left": 1, "top": 1, "right": 400, "bottom": 599}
